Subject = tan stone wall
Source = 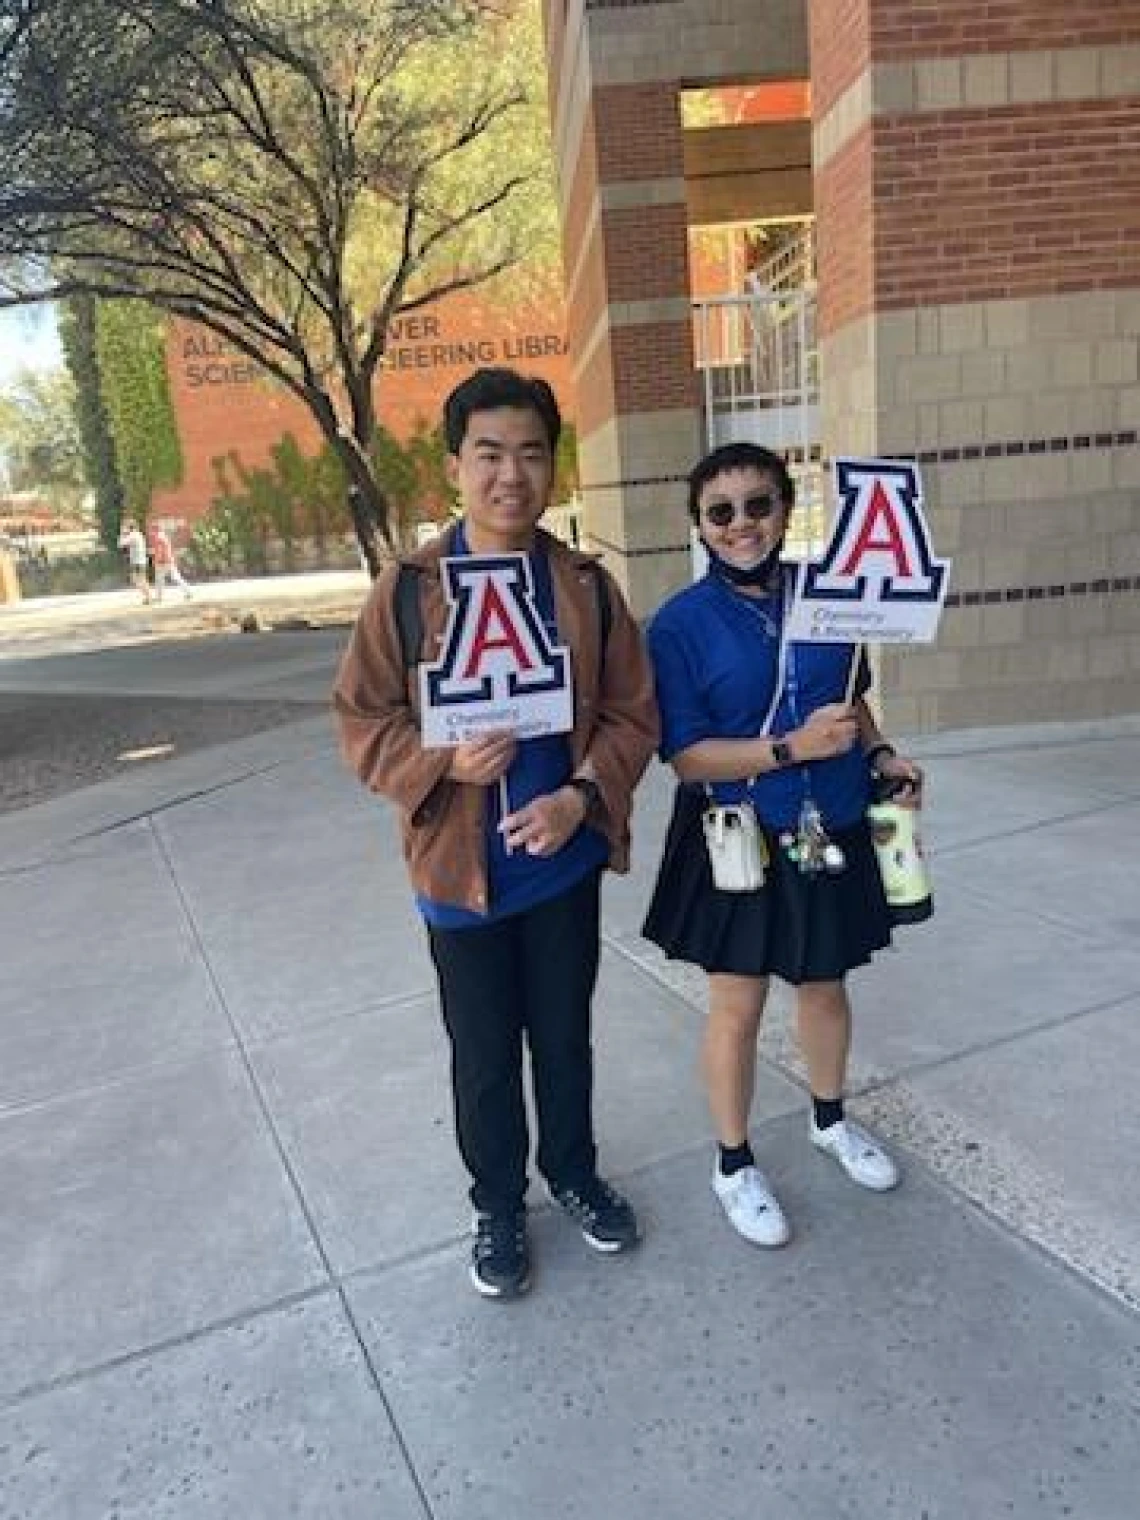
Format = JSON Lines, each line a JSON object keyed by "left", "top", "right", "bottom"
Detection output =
{"left": 821, "top": 287, "right": 1140, "bottom": 731}
{"left": 571, "top": 0, "right": 808, "bottom": 88}
{"left": 575, "top": 404, "right": 700, "bottom": 612}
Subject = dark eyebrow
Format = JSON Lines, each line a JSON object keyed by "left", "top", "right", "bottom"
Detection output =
{"left": 472, "top": 436, "right": 548, "bottom": 452}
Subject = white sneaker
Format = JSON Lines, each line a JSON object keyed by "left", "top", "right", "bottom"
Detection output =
{"left": 811, "top": 1118, "right": 900, "bottom": 1191}
{"left": 711, "top": 1163, "right": 791, "bottom": 1247}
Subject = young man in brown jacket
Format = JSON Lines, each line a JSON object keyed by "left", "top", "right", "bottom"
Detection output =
{"left": 334, "top": 368, "right": 658, "bottom": 1299}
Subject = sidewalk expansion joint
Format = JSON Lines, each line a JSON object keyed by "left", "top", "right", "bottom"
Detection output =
{"left": 2, "top": 1282, "right": 333, "bottom": 1413}
{"left": 244, "top": 986, "right": 439, "bottom": 1052}
{"left": 933, "top": 790, "right": 1140, "bottom": 861}
{"left": 850, "top": 984, "right": 1140, "bottom": 1100}
{"left": 0, "top": 741, "right": 332, "bottom": 875}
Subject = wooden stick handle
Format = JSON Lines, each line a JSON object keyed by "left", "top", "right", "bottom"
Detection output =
{"left": 843, "top": 644, "right": 864, "bottom": 707}
{"left": 499, "top": 775, "right": 513, "bottom": 854}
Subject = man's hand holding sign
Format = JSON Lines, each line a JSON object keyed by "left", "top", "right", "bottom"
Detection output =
{"left": 500, "top": 782, "right": 593, "bottom": 858}
{"left": 446, "top": 731, "right": 517, "bottom": 785}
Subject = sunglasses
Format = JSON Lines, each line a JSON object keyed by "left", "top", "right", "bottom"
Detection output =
{"left": 701, "top": 492, "right": 784, "bottom": 529}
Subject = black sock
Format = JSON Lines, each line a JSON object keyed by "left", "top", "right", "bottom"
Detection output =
{"left": 812, "top": 1095, "right": 845, "bottom": 1131}
{"left": 718, "top": 1141, "right": 755, "bottom": 1177}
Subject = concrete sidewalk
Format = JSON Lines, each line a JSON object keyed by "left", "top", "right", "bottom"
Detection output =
{"left": 2, "top": 712, "right": 1139, "bottom": 1517}
{"left": 0, "top": 570, "right": 370, "bottom": 656}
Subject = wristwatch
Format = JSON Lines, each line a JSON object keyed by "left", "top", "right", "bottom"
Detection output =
{"left": 770, "top": 738, "right": 794, "bottom": 769}
{"left": 567, "top": 776, "right": 602, "bottom": 817}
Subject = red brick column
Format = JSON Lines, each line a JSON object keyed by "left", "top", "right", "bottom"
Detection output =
{"left": 544, "top": 9, "right": 701, "bottom": 614}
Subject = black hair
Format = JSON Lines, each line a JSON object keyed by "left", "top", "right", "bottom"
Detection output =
{"left": 686, "top": 441, "right": 795, "bottom": 522}
{"left": 442, "top": 367, "right": 562, "bottom": 455}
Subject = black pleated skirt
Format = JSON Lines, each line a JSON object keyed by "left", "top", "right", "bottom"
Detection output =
{"left": 642, "top": 786, "right": 892, "bottom": 984}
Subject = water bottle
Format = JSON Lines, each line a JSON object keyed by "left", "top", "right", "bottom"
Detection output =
{"left": 866, "top": 775, "right": 933, "bottom": 925}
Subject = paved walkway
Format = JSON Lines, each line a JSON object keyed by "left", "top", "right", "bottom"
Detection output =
{"left": 2, "top": 686, "right": 1139, "bottom": 1517}
{"left": 0, "top": 570, "right": 371, "bottom": 655}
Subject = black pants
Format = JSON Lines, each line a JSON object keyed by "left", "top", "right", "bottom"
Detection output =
{"left": 427, "top": 869, "right": 602, "bottom": 1216}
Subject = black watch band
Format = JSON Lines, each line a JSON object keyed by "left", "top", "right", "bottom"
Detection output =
{"left": 567, "top": 776, "right": 602, "bottom": 814}
{"left": 771, "top": 738, "right": 794, "bottom": 769}
{"left": 864, "top": 742, "right": 897, "bottom": 772}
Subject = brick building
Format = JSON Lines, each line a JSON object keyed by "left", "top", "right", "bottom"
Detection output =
{"left": 542, "top": 0, "right": 1140, "bottom": 730}
{"left": 153, "top": 284, "right": 573, "bottom": 537}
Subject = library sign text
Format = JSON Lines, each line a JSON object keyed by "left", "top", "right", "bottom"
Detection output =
{"left": 182, "top": 314, "right": 566, "bottom": 388}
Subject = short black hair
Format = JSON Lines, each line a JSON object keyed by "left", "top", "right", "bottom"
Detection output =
{"left": 443, "top": 367, "right": 562, "bottom": 455}
{"left": 687, "top": 442, "right": 795, "bottom": 522}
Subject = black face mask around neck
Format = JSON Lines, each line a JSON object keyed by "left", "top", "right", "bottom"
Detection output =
{"left": 704, "top": 542, "right": 784, "bottom": 590}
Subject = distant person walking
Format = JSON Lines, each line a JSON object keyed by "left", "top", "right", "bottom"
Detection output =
{"left": 149, "top": 523, "right": 192, "bottom": 600}
{"left": 118, "top": 519, "right": 153, "bottom": 604}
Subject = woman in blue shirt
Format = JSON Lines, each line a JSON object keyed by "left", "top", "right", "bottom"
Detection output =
{"left": 643, "top": 442, "right": 923, "bottom": 1247}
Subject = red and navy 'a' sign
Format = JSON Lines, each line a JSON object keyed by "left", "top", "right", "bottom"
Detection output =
{"left": 804, "top": 459, "right": 946, "bottom": 604}
{"left": 419, "top": 555, "right": 573, "bottom": 746}
{"left": 786, "top": 458, "right": 951, "bottom": 645}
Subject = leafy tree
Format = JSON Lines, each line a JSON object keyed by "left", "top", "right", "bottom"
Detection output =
{"left": 369, "top": 425, "right": 421, "bottom": 546}
{"left": 0, "top": 0, "right": 557, "bottom": 574}
{"left": 0, "top": 364, "right": 85, "bottom": 505}
{"left": 58, "top": 295, "right": 125, "bottom": 548}
{"left": 195, "top": 417, "right": 459, "bottom": 573}
{"left": 404, "top": 418, "right": 456, "bottom": 521}
{"left": 271, "top": 432, "right": 348, "bottom": 557}
{"left": 95, "top": 301, "right": 184, "bottom": 521}
{"left": 207, "top": 454, "right": 272, "bottom": 573}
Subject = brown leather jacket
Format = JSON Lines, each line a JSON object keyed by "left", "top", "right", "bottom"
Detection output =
{"left": 333, "top": 526, "right": 659, "bottom": 914}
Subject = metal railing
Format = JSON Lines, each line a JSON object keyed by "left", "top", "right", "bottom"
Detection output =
{"left": 692, "top": 285, "right": 826, "bottom": 557}
{"left": 693, "top": 288, "right": 818, "bottom": 440}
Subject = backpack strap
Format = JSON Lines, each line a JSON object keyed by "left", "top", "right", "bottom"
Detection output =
{"left": 393, "top": 562, "right": 423, "bottom": 672}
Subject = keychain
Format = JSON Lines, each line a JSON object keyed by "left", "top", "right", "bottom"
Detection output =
{"left": 780, "top": 798, "right": 846, "bottom": 876}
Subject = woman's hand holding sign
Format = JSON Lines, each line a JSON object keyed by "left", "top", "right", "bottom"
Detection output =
{"left": 791, "top": 703, "right": 861, "bottom": 762}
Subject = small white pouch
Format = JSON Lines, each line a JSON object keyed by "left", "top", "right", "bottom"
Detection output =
{"left": 698, "top": 568, "right": 788, "bottom": 893}
{"left": 701, "top": 801, "right": 769, "bottom": 892}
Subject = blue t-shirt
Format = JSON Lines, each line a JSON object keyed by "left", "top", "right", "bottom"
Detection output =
{"left": 417, "top": 527, "right": 608, "bottom": 928}
{"left": 647, "top": 569, "right": 871, "bottom": 831}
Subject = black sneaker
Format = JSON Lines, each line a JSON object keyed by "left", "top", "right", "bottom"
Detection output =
{"left": 548, "top": 1176, "right": 640, "bottom": 1253}
{"left": 470, "top": 1211, "right": 531, "bottom": 1299}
